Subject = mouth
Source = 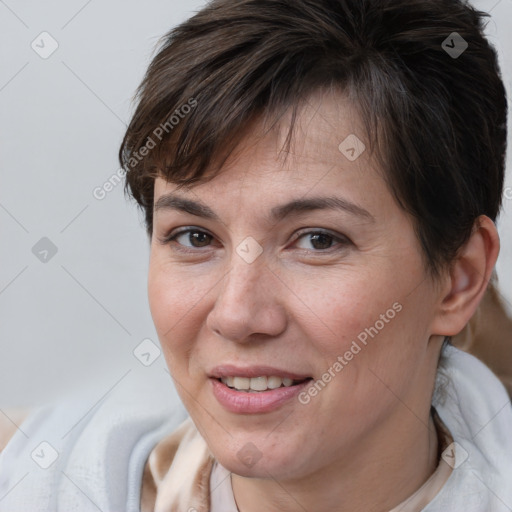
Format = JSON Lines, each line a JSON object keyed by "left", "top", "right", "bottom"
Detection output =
{"left": 215, "top": 375, "right": 312, "bottom": 393}
{"left": 209, "top": 374, "right": 314, "bottom": 414}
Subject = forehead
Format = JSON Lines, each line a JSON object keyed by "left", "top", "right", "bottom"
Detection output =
{"left": 152, "top": 89, "right": 391, "bottom": 220}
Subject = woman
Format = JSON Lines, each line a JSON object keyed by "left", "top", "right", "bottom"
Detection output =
{"left": 1, "top": 0, "right": 511, "bottom": 511}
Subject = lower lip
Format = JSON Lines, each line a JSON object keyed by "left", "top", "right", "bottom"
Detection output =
{"left": 210, "top": 378, "right": 312, "bottom": 414}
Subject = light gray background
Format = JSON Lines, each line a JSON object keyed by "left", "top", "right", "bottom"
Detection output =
{"left": 1, "top": 0, "right": 511, "bottom": 407}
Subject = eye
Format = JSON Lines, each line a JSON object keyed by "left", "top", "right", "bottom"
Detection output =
{"left": 292, "top": 230, "right": 350, "bottom": 252}
{"left": 158, "top": 227, "right": 350, "bottom": 254}
{"left": 160, "top": 228, "right": 216, "bottom": 252}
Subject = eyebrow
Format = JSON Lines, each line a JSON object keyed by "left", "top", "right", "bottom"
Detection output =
{"left": 153, "top": 193, "right": 375, "bottom": 223}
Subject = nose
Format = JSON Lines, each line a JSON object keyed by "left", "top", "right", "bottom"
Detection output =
{"left": 206, "top": 253, "right": 288, "bottom": 343}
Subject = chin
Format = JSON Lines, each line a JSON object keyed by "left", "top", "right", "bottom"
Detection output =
{"left": 222, "top": 456, "right": 292, "bottom": 479}
{"left": 214, "top": 440, "right": 306, "bottom": 480}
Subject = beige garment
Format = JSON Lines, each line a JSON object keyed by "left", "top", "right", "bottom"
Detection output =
{"left": 142, "top": 408, "right": 453, "bottom": 512}
{"left": 140, "top": 417, "right": 215, "bottom": 512}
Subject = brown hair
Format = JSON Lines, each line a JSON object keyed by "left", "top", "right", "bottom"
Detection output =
{"left": 119, "top": 0, "right": 507, "bottom": 278}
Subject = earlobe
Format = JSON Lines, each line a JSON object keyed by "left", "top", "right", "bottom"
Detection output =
{"left": 432, "top": 215, "right": 500, "bottom": 337}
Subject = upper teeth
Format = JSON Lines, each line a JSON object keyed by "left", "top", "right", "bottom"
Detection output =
{"left": 221, "top": 376, "right": 296, "bottom": 391}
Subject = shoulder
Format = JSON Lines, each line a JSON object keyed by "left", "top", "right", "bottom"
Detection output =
{"left": 431, "top": 345, "right": 512, "bottom": 511}
{"left": 0, "top": 377, "right": 189, "bottom": 512}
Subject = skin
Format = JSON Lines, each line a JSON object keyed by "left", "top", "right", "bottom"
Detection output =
{"left": 148, "top": 88, "right": 499, "bottom": 512}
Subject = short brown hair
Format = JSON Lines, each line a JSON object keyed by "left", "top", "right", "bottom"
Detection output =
{"left": 119, "top": 0, "right": 507, "bottom": 277}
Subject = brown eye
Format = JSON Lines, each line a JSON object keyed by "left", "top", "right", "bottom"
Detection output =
{"left": 294, "top": 230, "right": 349, "bottom": 252}
{"left": 185, "top": 230, "right": 212, "bottom": 248}
{"left": 162, "top": 228, "right": 215, "bottom": 250}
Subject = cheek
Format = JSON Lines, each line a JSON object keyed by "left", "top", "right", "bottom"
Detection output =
{"left": 294, "top": 270, "right": 401, "bottom": 352}
{"left": 296, "top": 264, "right": 429, "bottom": 402}
{"left": 149, "top": 251, "right": 204, "bottom": 313}
{"left": 148, "top": 267, "right": 174, "bottom": 336}
{"left": 147, "top": 261, "right": 207, "bottom": 351}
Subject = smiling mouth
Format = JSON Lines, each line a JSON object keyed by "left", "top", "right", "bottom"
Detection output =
{"left": 216, "top": 375, "right": 313, "bottom": 393}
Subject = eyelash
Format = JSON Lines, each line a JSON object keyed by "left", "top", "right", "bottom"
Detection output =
{"left": 158, "top": 227, "right": 350, "bottom": 254}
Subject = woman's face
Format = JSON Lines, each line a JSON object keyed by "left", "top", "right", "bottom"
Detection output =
{"left": 148, "top": 90, "right": 444, "bottom": 481}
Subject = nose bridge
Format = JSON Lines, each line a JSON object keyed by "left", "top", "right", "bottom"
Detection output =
{"left": 207, "top": 245, "right": 287, "bottom": 341}
{"left": 220, "top": 248, "right": 269, "bottom": 306}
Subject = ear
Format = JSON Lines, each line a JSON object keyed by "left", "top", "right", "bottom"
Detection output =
{"left": 431, "top": 215, "right": 500, "bottom": 337}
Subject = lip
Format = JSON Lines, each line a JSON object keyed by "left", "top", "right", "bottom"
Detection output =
{"left": 209, "top": 364, "right": 312, "bottom": 380}
{"left": 210, "top": 377, "right": 313, "bottom": 414}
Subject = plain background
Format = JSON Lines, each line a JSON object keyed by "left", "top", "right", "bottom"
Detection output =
{"left": 1, "top": 0, "right": 511, "bottom": 407}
